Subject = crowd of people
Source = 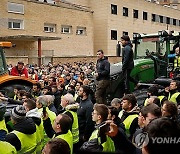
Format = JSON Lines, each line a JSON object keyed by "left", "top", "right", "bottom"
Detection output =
{"left": 0, "top": 36, "right": 179, "bottom": 154}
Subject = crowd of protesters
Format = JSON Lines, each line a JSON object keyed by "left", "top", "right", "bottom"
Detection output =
{"left": 0, "top": 48, "right": 180, "bottom": 153}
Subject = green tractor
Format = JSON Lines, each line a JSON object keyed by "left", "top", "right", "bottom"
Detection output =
{"left": 107, "top": 30, "right": 180, "bottom": 102}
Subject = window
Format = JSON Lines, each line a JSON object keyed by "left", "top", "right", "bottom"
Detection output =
{"left": 111, "top": 30, "right": 117, "bottom": 40}
{"left": 166, "top": 17, "right": 170, "bottom": 24}
{"left": 76, "top": 27, "right": 86, "bottom": 35}
{"left": 111, "top": 4, "right": 117, "bottom": 15}
{"left": 123, "top": 31, "right": 128, "bottom": 36}
{"left": 173, "top": 19, "right": 177, "bottom": 26}
{"left": 143, "top": 11, "right": 148, "bottom": 20}
{"left": 159, "top": 15, "right": 164, "bottom": 23}
{"left": 61, "top": 25, "right": 72, "bottom": 34}
{"left": 8, "top": 19, "right": 23, "bottom": 29}
{"left": 133, "top": 9, "right": 138, "bottom": 19}
{"left": 123, "top": 7, "right": 128, "bottom": 17}
{"left": 44, "top": 24, "right": 56, "bottom": 33}
{"left": 152, "top": 14, "right": 156, "bottom": 22}
{"left": 7, "top": 2, "right": 24, "bottom": 14}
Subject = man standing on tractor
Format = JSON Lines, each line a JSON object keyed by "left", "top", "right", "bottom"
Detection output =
{"left": 11, "top": 61, "right": 28, "bottom": 78}
{"left": 95, "top": 50, "right": 110, "bottom": 104}
{"left": 120, "top": 35, "right": 138, "bottom": 94}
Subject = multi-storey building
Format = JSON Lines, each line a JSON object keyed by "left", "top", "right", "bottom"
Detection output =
{"left": 0, "top": 0, "right": 94, "bottom": 64}
{"left": 0, "top": 0, "right": 179, "bottom": 64}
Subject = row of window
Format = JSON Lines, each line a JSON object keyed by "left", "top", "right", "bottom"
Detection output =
{"left": 111, "top": 30, "right": 135, "bottom": 40}
{"left": 8, "top": 19, "right": 87, "bottom": 35}
{"left": 111, "top": 4, "right": 180, "bottom": 26}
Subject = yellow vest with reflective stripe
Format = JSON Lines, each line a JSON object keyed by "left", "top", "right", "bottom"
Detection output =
{"left": 64, "top": 110, "right": 79, "bottom": 144}
{"left": 123, "top": 114, "right": 138, "bottom": 137}
{"left": 158, "top": 96, "right": 165, "bottom": 104}
{"left": 12, "top": 130, "right": 36, "bottom": 154}
{"left": 174, "top": 57, "right": 180, "bottom": 68}
{"left": 38, "top": 107, "right": 56, "bottom": 125}
{"left": 35, "top": 120, "right": 44, "bottom": 154}
{"left": 0, "top": 119, "right": 8, "bottom": 133}
{"left": 55, "top": 130, "right": 73, "bottom": 154}
{"left": 0, "top": 141, "right": 17, "bottom": 154}
{"left": 118, "top": 110, "right": 124, "bottom": 119}
{"left": 144, "top": 98, "right": 148, "bottom": 106}
{"left": 89, "top": 129, "right": 115, "bottom": 152}
{"left": 38, "top": 107, "right": 56, "bottom": 146}
{"left": 13, "top": 95, "right": 18, "bottom": 100}
{"left": 168, "top": 92, "right": 180, "bottom": 105}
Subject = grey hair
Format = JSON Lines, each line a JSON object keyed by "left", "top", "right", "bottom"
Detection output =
{"left": 45, "top": 95, "right": 55, "bottom": 104}
{"left": 63, "top": 93, "right": 74, "bottom": 104}
{"left": 111, "top": 98, "right": 121, "bottom": 105}
{"left": 37, "top": 95, "right": 48, "bottom": 106}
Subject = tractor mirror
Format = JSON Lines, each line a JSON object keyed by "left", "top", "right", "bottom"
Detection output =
{"left": 116, "top": 41, "right": 121, "bottom": 57}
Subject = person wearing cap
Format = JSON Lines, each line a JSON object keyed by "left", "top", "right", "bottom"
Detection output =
{"left": 10, "top": 61, "right": 28, "bottom": 78}
{"left": 5, "top": 105, "right": 37, "bottom": 153}
{"left": 121, "top": 35, "right": 138, "bottom": 94}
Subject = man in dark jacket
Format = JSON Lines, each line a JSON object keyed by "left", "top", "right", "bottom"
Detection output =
{"left": 95, "top": 50, "right": 110, "bottom": 104}
{"left": 121, "top": 35, "right": 138, "bottom": 94}
{"left": 5, "top": 105, "right": 37, "bottom": 153}
{"left": 51, "top": 85, "right": 61, "bottom": 110}
{"left": 77, "top": 85, "right": 94, "bottom": 146}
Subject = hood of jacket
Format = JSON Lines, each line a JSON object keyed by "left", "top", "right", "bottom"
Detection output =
{"left": 65, "top": 102, "right": 79, "bottom": 111}
{"left": 26, "top": 108, "right": 41, "bottom": 119}
{"left": 14, "top": 118, "right": 36, "bottom": 135}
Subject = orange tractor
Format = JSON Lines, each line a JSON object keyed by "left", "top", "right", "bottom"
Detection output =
{"left": 0, "top": 42, "right": 36, "bottom": 97}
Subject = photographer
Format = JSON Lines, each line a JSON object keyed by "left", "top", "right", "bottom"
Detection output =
{"left": 81, "top": 103, "right": 115, "bottom": 152}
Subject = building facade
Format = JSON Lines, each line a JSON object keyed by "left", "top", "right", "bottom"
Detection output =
{"left": 0, "top": 0, "right": 94, "bottom": 64}
{"left": 0, "top": 0, "right": 180, "bottom": 64}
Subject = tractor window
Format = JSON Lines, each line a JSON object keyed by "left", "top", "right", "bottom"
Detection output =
{"left": 136, "top": 38, "right": 167, "bottom": 58}
{"left": 136, "top": 39, "right": 157, "bottom": 58}
{"left": 0, "top": 50, "right": 6, "bottom": 74}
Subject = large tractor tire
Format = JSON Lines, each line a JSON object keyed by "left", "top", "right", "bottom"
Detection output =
{"left": 133, "top": 89, "right": 148, "bottom": 108}
{"left": 0, "top": 79, "right": 33, "bottom": 98}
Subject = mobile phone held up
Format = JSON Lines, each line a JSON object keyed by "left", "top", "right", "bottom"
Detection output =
{"left": 43, "top": 106, "right": 46, "bottom": 117}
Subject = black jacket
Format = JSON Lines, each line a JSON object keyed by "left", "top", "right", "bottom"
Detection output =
{"left": 96, "top": 56, "right": 110, "bottom": 81}
{"left": 111, "top": 128, "right": 137, "bottom": 154}
{"left": 52, "top": 90, "right": 61, "bottom": 110}
{"left": 122, "top": 42, "right": 134, "bottom": 71}
{"left": 5, "top": 118, "right": 36, "bottom": 151}
{"left": 77, "top": 98, "right": 94, "bottom": 141}
{"left": 7, "top": 98, "right": 23, "bottom": 105}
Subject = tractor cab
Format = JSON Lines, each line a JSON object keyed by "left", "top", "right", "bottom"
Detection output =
{"left": 107, "top": 30, "right": 180, "bottom": 101}
{"left": 133, "top": 30, "right": 180, "bottom": 79}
